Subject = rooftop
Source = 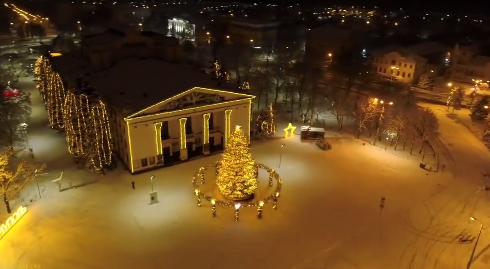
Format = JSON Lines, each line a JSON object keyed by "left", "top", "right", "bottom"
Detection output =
{"left": 406, "top": 42, "right": 448, "bottom": 56}
{"left": 86, "top": 57, "right": 240, "bottom": 117}
{"left": 82, "top": 28, "right": 173, "bottom": 46}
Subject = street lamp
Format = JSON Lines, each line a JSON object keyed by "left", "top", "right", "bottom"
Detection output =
{"left": 150, "top": 175, "right": 155, "bottom": 192}
{"left": 467, "top": 217, "right": 484, "bottom": 269}
{"left": 390, "top": 66, "right": 399, "bottom": 82}
{"left": 279, "top": 143, "right": 285, "bottom": 168}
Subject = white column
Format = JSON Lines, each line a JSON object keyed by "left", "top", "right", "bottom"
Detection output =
{"left": 203, "top": 113, "right": 211, "bottom": 155}
{"left": 224, "top": 109, "right": 233, "bottom": 148}
{"left": 179, "top": 118, "right": 188, "bottom": 161}
{"left": 153, "top": 122, "right": 163, "bottom": 164}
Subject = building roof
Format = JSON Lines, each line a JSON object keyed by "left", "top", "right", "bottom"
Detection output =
{"left": 468, "top": 55, "right": 490, "bottom": 66}
{"left": 83, "top": 28, "right": 126, "bottom": 46}
{"left": 406, "top": 41, "right": 447, "bottom": 56}
{"left": 373, "top": 44, "right": 426, "bottom": 63}
{"left": 50, "top": 52, "right": 92, "bottom": 83}
{"left": 86, "top": 57, "right": 243, "bottom": 117}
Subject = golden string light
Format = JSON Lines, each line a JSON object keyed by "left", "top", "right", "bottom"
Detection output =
{"left": 216, "top": 126, "right": 257, "bottom": 200}
{"left": 224, "top": 109, "right": 232, "bottom": 146}
{"left": 179, "top": 118, "right": 187, "bottom": 149}
{"left": 35, "top": 56, "right": 114, "bottom": 171}
{"left": 63, "top": 92, "right": 113, "bottom": 170}
{"left": 202, "top": 113, "right": 210, "bottom": 144}
{"left": 154, "top": 122, "right": 163, "bottom": 155}
{"left": 260, "top": 103, "right": 276, "bottom": 135}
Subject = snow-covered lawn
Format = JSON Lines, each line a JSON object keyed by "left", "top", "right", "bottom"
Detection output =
{"left": 1, "top": 78, "right": 490, "bottom": 269}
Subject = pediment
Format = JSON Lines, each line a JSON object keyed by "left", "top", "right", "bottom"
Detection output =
{"left": 126, "top": 87, "right": 254, "bottom": 119}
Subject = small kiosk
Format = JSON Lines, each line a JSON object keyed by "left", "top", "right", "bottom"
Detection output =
{"left": 300, "top": 126, "right": 326, "bottom": 140}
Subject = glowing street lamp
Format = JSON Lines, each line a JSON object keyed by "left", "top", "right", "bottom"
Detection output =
{"left": 467, "top": 217, "right": 484, "bottom": 269}
{"left": 279, "top": 143, "right": 285, "bottom": 168}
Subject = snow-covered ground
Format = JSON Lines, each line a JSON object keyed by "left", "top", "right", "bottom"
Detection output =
{"left": 1, "top": 74, "right": 490, "bottom": 269}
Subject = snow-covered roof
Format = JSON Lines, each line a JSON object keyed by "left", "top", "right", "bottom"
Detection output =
{"left": 468, "top": 55, "right": 490, "bottom": 67}
{"left": 86, "top": 58, "right": 240, "bottom": 117}
{"left": 406, "top": 42, "right": 448, "bottom": 56}
{"left": 83, "top": 29, "right": 126, "bottom": 46}
{"left": 50, "top": 52, "right": 91, "bottom": 86}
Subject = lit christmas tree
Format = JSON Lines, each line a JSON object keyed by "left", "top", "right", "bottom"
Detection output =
{"left": 34, "top": 55, "right": 51, "bottom": 102}
{"left": 261, "top": 103, "right": 276, "bottom": 135}
{"left": 216, "top": 126, "right": 258, "bottom": 200}
{"left": 46, "top": 72, "right": 66, "bottom": 129}
{"left": 63, "top": 85, "right": 113, "bottom": 171}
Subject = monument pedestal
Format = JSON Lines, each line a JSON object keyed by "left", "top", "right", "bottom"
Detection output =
{"left": 150, "top": 191, "right": 159, "bottom": 204}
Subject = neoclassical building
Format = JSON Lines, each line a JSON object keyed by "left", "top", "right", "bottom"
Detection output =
{"left": 48, "top": 28, "right": 254, "bottom": 174}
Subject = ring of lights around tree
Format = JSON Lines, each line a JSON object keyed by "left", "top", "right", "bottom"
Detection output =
{"left": 192, "top": 161, "right": 282, "bottom": 209}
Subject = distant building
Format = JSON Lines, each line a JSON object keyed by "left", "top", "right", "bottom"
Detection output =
{"left": 305, "top": 25, "right": 367, "bottom": 65}
{"left": 226, "top": 18, "right": 281, "bottom": 46}
{"left": 50, "top": 28, "right": 254, "bottom": 174}
{"left": 371, "top": 45, "right": 426, "bottom": 84}
{"left": 167, "top": 18, "right": 196, "bottom": 41}
{"left": 447, "top": 43, "right": 490, "bottom": 84}
{"left": 370, "top": 42, "right": 447, "bottom": 84}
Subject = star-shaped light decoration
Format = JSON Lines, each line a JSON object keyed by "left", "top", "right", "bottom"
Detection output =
{"left": 283, "top": 123, "right": 296, "bottom": 138}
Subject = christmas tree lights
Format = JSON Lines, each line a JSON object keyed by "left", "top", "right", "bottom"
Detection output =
{"left": 34, "top": 56, "right": 51, "bottom": 101}
{"left": 216, "top": 126, "right": 258, "bottom": 200}
{"left": 260, "top": 104, "right": 276, "bottom": 135}
{"left": 63, "top": 91, "right": 113, "bottom": 171}
{"left": 46, "top": 72, "right": 66, "bottom": 129}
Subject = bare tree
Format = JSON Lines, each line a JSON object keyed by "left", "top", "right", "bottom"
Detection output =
{"left": 0, "top": 88, "right": 32, "bottom": 149}
{"left": 355, "top": 97, "right": 382, "bottom": 138}
{"left": 383, "top": 115, "right": 405, "bottom": 148}
{"left": 410, "top": 107, "right": 438, "bottom": 154}
{"left": 1, "top": 147, "right": 44, "bottom": 213}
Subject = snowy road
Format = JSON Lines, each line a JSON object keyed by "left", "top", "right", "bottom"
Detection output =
{"left": 1, "top": 73, "right": 490, "bottom": 269}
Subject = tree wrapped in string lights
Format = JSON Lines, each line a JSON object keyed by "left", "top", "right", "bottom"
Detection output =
{"left": 34, "top": 55, "right": 51, "bottom": 101}
{"left": 46, "top": 72, "right": 66, "bottom": 129}
{"left": 216, "top": 126, "right": 258, "bottom": 200}
{"left": 63, "top": 86, "right": 113, "bottom": 171}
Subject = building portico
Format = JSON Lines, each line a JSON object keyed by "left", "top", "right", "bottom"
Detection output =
{"left": 121, "top": 87, "right": 254, "bottom": 174}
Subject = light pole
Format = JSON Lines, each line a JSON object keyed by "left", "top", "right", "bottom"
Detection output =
{"left": 150, "top": 175, "right": 155, "bottom": 192}
{"left": 390, "top": 66, "right": 399, "bottom": 82}
{"left": 34, "top": 169, "right": 41, "bottom": 198}
{"left": 467, "top": 217, "right": 484, "bottom": 269}
{"left": 279, "top": 143, "right": 285, "bottom": 168}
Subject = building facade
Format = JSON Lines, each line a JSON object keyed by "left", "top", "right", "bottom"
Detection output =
{"left": 115, "top": 88, "right": 254, "bottom": 174}
{"left": 447, "top": 44, "right": 490, "bottom": 84}
{"left": 226, "top": 19, "right": 281, "bottom": 46}
{"left": 370, "top": 46, "right": 427, "bottom": 84}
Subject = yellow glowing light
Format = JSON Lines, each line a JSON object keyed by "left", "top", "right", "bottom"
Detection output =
{"left": 216, "top": 126, "right": 257, "bottom": 200}
{"left": 126, "top": 122, "right": 135, "bottom": 172}
{"left": 259, "top": 201, "right": 264, "bottom": 207}
{"left": 124, "top": 87, "right": 254, "bottom": 120}
{"left": 50, "top": 52, "right": 62, "bottom": 57}
{"left": 179, "top": 118, "right": 187, "bottom": 149}
{"left": 283, "top": 123, "right": 296, "bottom": 138}
{"left": 0, "top": 206, "right": 27, "bottom": 240}
{"left": 63, "top": 91, "right": 113, "bottom": 170}
{"left": 203, "top": 113, "right": 210, "bottom": 144}
{"left": 211, "top": 199, "right": 216, "bottom": 205}
{"left": 154, "top": 122, "right": 163, "bottom": 155}
{"left": 224, "top": 109, "right": 233, "bottom": 147}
